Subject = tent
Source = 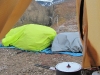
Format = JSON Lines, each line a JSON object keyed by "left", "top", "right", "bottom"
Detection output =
{"left": 76, "top": 0, "right": 100, "bottom": 68}
{"left": 51, "top": 32, "right": 83, "bottom": 52}
{"left": 0, "top": 0, "right": 100, "bottom": 69}
{"left": 2, "top": 24, "right": 56, "bottom": 51}
{"left": 0, "top": 0, "right": 32, "bottom": 39}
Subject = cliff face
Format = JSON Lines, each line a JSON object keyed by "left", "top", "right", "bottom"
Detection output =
{"left": 15, "top": 0, "right": 53, "bottom": 27}
{"left": 15, "top": 0, "right": 76, "bottom": 30}
{"left": 51, "top": 0, "right": 78, "bottom": 33}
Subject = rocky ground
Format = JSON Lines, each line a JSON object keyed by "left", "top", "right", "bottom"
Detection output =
{"left": 0, "top": 48, "right": 82, "bottom": 75}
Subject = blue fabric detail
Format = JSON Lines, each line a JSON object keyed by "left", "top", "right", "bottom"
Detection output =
{"left": 0, "top": 44, "right": 82, "bottom": 57}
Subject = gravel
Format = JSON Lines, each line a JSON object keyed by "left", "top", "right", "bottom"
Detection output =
{"left": 0, "top": 48, "right": 82, "bottom": 75}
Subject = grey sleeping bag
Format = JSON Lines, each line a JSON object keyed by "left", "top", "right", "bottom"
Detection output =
{"left": 51, "top": 32, "right": 83, "bottom": 52}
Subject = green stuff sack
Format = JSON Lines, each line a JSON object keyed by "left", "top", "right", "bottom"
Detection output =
{"left": 2, "top": 24, "right": 56, "bottom": 51}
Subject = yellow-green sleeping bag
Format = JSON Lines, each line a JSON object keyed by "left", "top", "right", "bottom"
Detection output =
{"left": 2, "top": 24, "right": 56, "bottom": 51}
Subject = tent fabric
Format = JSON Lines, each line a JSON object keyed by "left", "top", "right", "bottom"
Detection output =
{"left": 76, "top": 0, "right": 100, "bottom": 69}
{"left": 51, "top": 32, "right": 83, "bottom": 52}
{"left": 2, "top": 24, "right": 56, "bottom": 51}
{"left": 0, "top": 0, "right": 32, "bottom": 40}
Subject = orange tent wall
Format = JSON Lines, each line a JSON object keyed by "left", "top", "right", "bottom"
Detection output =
{"left": 76, "top": 0, "right": 100, "bottom": 69}
{"left": 0, "top": 0, "right": 32, "bottom": 39}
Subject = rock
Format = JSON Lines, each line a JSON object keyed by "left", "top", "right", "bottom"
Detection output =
{"left": 15, "top": 0, "right": 53, "bottom": 27}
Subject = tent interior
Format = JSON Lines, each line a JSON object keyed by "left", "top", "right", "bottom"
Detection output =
{"left": 0, "top": 0, "right": 100, "bottom": 75}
